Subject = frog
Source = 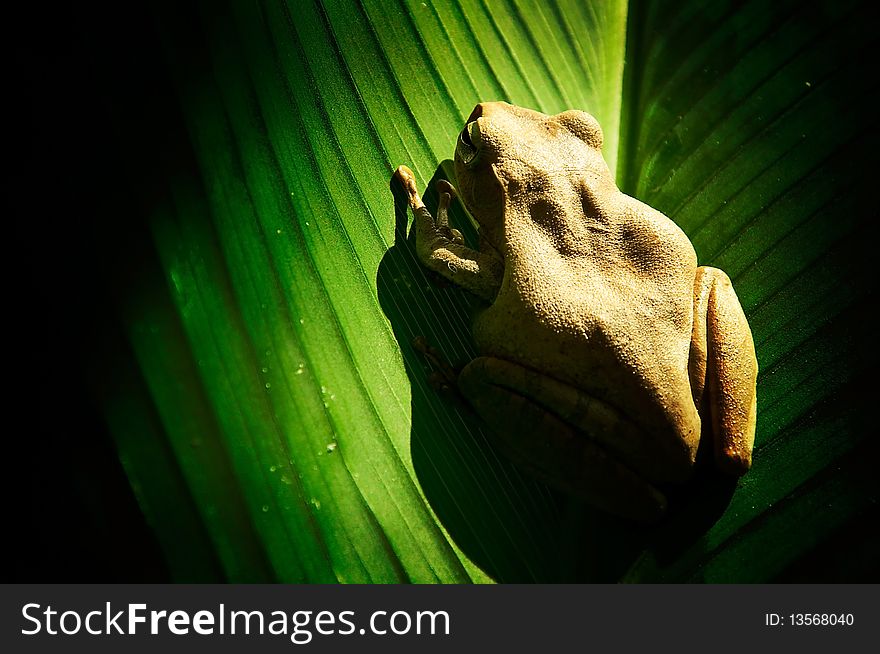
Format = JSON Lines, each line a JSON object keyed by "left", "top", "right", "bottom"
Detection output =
{"left": 393, "top": 101, "right": 758, "bottom": 522}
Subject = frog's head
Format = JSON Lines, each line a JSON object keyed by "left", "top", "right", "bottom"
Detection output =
{"left": 454, "top": 102, "right": 613, "bottom": 238}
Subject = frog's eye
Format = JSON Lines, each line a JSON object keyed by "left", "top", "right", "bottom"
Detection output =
{"left": 556, "top": 110, "right": 603, "bottom": 150}
{"left": 456, "top": 120, "right": 481, "bottom": 166}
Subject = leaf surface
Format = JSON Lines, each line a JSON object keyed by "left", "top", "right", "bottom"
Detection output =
{"left": 106, "top": 0, "right": 876, "bottom": 582}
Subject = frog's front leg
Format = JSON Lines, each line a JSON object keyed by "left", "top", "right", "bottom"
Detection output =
{"left": 458, "top": 357, "right": 668, "bottom": 522}
{"left": 690, "top": 267, "right": 758, "bottom": 475}
{"left": 394, "top": 165, "right": 503, "bottom": 302}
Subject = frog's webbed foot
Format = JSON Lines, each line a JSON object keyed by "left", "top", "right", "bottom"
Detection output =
{"left": 393, "top": 164, "right": 503, "bottom": 302}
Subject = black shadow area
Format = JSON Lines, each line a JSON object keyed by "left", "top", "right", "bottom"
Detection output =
{"left": 377, "top": 164, "right": 737, "bottom": 582}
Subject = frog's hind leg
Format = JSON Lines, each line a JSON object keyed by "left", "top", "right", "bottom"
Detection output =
{"left": 458, "top": 357, "right": 667, "bottom": 523}
{"left": 690, "top": 267, "right": 758, "bottom": 475}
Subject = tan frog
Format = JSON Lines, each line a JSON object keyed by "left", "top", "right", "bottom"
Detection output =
{"left": 394, "top": 102, "right": 757, "bottom": 522}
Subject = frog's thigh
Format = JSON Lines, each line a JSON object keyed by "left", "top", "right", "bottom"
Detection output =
{"left": 458, "top": 357, "right": 667, "bottom": 522}
{"left": 693, "top": 267, "right": 758, "bottom": 475}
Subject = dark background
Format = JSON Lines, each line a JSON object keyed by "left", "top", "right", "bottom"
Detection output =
{"left": 10, "top": 1, "right": 877, "bottom": 583}
{"left": 12, "top": 2, "right": 179, "bottom": 581}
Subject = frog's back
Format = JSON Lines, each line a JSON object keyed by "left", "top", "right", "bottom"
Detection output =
{"left": 473, "top": 189, "right": 701, "bottom": 474}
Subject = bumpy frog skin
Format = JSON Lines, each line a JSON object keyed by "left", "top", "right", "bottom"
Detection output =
{"left": 394, "top": 102, "right": 758, "bottom": 522}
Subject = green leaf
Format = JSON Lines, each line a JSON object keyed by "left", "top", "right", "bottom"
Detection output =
{"left": 105, "top": 0, "right": 876, "bottom": 582}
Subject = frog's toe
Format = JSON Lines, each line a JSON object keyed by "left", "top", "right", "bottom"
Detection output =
{"left": 437, "top": 188, "right": 454, "bottom": 229}
{"left": 394, "top": 164, "right": 414, "bottom": 184}
{"left": 393, "top": 165, "right": 423, "bottom": 208}
{"left": 436, "top": 179, "right": 456, "bottom": 197}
